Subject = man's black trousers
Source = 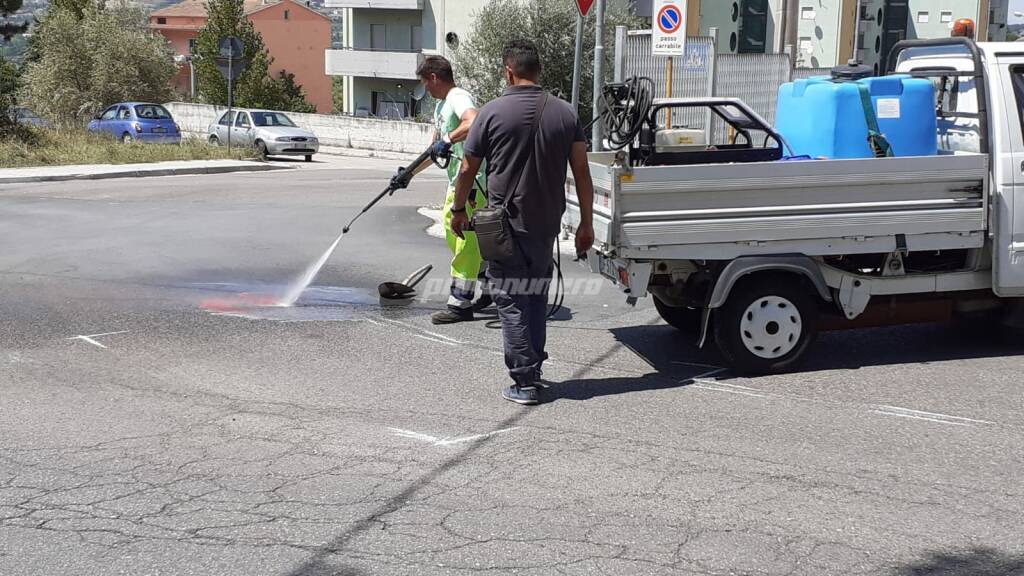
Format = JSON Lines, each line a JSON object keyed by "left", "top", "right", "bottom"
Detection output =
{"left": 486, "top": 235, "right": 556, "bottom": 386}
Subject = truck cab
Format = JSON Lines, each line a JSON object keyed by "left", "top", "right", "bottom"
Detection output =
{"left": 566, "top": 38, "right": 1024, "bottom": 374}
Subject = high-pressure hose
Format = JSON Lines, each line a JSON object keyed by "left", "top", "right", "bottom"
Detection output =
{"left": 584, "top": 76, "right": 656, "bottom": 151}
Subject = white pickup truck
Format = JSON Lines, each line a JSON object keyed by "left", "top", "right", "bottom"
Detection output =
{"left": 565, "top": 38, "right": 1024, "bottom": 374}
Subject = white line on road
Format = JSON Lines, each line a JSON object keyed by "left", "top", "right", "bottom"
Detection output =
{"left": 871, "top": 410, "right": 971, "bottom": 426}
{"left": 872, "top": 405, "right": 993, "bottom": 426}
{"left": 692, "top": 382, "right": 767, "bottom": 398}
{"left": 414, "top": 334, "right": 458, "bottom": 346}
{"left": 66, "top": 330, "right": 129, "bottom": 349}
{"left": 388, "top": 427, "right": 518, "bottom": 446}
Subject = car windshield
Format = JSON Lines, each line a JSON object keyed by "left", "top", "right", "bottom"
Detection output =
{"left": 134, "top": 105, "right": 172, "bottom": 120}
{"left": 251, "top": 112, "right": 297, "bottom": 127}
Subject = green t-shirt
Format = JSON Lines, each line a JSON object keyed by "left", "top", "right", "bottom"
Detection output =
{"left": 434, "top": 87, "right": 485, "bottom": 190}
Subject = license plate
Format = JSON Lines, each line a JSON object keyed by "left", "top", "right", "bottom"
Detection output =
{"left": 152, "top": 127, "right": 166, "bottom": 133}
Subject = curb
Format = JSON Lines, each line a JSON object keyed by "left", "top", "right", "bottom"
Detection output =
{"left": 0, "top": 162, "right": 290, "bottom": 184}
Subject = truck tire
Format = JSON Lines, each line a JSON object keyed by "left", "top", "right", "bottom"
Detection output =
{"left": 652, "top": 294, "right": 702, "bottom": 333}
{"left": 713, "top": 275, "right": 819, "bottom": 375}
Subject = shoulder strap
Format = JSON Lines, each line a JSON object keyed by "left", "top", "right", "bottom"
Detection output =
{"left": 503, "top": 92, "right": 550, "bottom": 208}
{"left": 856, "top": 83, "right": 894, "bottom": 158}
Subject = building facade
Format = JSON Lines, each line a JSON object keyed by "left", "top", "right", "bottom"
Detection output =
{"left": 323, "top": 0, "right": 489, "bottom": 117}
{"left": 150, "top": 0, "right": 333, "bottom": 113}
{"left": 692, "top": 0, "right": 1008, "bottom": 70}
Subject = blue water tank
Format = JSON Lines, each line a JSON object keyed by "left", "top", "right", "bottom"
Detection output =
{"left": 775, "top": 74, "right": 937, "bottom": 159}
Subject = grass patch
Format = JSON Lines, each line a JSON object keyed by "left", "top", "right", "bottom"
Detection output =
{"left": 0, "top": 127, "right": 255, "bottom": 168}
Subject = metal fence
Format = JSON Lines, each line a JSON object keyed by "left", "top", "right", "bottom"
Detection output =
{"left": 617, "top": 30, "right": 833, "bottom": 143}
{"left": 615, "top": 30, "right": 716, "bottom": 132}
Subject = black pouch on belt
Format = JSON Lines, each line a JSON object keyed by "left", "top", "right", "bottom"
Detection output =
{"left": 471, "top": 92, "right": 549, "bottom": 261}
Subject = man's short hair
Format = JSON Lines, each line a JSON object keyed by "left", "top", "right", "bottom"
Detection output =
{"left": 502, "top": 39, "right": 542, "bottom": 80}
{"left": 416, "top": 55, "right": 455, "bottom": 84}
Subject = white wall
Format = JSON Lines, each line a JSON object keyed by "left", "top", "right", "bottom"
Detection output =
{"left": 164, "top": 102, "right": 433, "bottom": 154}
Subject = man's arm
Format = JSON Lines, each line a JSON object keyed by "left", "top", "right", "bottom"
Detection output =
{"left": 447, "top": 108, "right": 477, "bottom": 144}
{"left": 568, "top": 141, "right": 595, "bottom": 254}
{"left": 411, "top": 108, "right": 478, "bottom": 177}
{"left": 449, "top": 153, "right": 483, "bottom": 239}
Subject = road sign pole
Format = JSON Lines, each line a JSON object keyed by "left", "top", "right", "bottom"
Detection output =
{"left": 227, "top": 55, "right": 233, "bottom": 153}
{"left": 571, "top": 12, "right": 584, "bottom": 112}
{"left": 665, "top": 56, "right": 673, "bottom": 128}
{"left": 591, "top": 0, "right": 605, "bottom": 150}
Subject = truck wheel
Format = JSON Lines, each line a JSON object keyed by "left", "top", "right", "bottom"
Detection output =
{"left": 652, "top": 294, "right": 702, "bottom": 333}
{"left": 713, "top": 276, "right": 819, "bottom": 375}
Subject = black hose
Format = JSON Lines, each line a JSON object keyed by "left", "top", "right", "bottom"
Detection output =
{"left": 484, "top": 237, "right": 565, "bottom": 329}
{"left": 597, "top": 76, "right": 655, "bottom": 151}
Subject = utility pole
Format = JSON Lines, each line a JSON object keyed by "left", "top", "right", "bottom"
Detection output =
{"left": 590, "top": 0, "right": 606, "bottom": 151}
{"left": 571, "top": 13, "right": 584, "bottom": 111}
{"left": 852, "top": 0, "right": 863, "bottom": 62}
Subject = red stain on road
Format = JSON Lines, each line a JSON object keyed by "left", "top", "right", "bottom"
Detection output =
{"left": 201, "top": 292, "right": 281, "bottom": 312}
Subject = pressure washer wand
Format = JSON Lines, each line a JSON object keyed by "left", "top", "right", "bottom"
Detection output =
{"left": 341, "top": 146, "right": 437, "bottom": 234}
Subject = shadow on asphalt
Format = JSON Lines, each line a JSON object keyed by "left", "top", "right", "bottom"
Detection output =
{"left": 280, "top": 338, "right": 626, "bottom": 575}
{"left": 609, "top": 321, "right": 1024, "bottom": 378}
{"left": 892, "top": 547, "right": 1024, "bottom": 575}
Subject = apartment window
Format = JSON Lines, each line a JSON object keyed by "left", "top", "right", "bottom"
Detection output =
{"left": 411, "top": 26, "right": 422, "bottom": 51}
{"left": 156, "top": 17, "right": 166, "bottom": 24}
{"left": 940, "top": 11, "right": 953, "bottom": 24}
{"left": 800, "top": 6, "right": 815, "bottom": 20}
{"left": 371, "top": 24, "right": 386, "bottom": 50}
{"left": 799, "top": 37, "right": 813, "bottom": 54}
{"left": 284, "top": 9, "right": 289, "bottom": 20}
{"left": 188, "top": 38, "right": 197, "bottom": 54}
{"left": 917, "top": 11, "right": 929, "bottom": 24}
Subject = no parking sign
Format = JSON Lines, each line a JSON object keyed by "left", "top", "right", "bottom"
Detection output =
{"left": 652, "top": 0, "right": 687, "bottom": 56}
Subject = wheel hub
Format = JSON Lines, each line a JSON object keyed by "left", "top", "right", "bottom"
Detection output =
{"left": 739, "top": 296, "right": 802, "bottom": 359}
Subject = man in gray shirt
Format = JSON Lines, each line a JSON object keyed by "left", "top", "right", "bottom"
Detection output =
{"left": 450, "top": 39, "right": 596, "bottom": 405}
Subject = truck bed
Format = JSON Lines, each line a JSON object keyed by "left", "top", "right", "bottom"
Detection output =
{"left": 565, "top": 153, "right": 989, "bottom": 261}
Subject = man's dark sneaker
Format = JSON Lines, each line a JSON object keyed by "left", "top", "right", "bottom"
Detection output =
{"left": 502, "top": 384, "right": 540, "bottom": 405}
{"left": 472, "top": 293, "right": 494, "bottom": 312}
{"left": 431, "top": 307, "right": 473, "bottom": 325}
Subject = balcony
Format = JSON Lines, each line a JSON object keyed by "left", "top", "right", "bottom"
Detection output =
{"left": 322, "top": 0, "right": 422, "bottom": 8}
{"left": 325, "top": 48, "right": 424, "bottom": 80}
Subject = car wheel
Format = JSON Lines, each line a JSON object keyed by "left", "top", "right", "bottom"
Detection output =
{"left": 304, "top": 155, "right": 313, "bottom": 162}
{"left": 652, "top": 293, "right": 702, "bottom": 333}
{"left": 255, "top": 140, "right": 268, "bottom": 160}
{"left": 713, "top": 274, "right": 819, "bottom": 375}
{"left": 122, "top": 133, "right": 133, "bottom": 145}
{"left": 208, "top": 135, "right": 219, "bottom": 146}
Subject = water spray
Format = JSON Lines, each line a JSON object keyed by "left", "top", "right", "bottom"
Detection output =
{"left": 277, "top": 145, "right": 450, "bottom": 307}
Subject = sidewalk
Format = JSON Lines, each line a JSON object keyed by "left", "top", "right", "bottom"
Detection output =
{"left": 0, "top": 159, "right": 289, "bottom": 184}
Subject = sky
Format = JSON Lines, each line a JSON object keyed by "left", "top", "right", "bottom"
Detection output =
{"left": 1013, "top": 0, "right": 1024, "bottom": 24}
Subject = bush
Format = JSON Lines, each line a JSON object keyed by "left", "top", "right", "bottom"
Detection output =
{"left": 19, "top": 1, "right": 175, "bottom": 124}
{"left": 0, "top": 126, "right": 254, "bottom": 167}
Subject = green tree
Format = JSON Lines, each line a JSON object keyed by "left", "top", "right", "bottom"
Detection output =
{"left": 193, "top": 0, "right": 314, "bottom": 112}
{"left": 19, "top": 1, "right": 175, "bottom": 123}
{"left": 452, "top": 0, "right": 640, "bottom": 125}
{"left": 1, "top": 56, "right": 19, "bottom": 133}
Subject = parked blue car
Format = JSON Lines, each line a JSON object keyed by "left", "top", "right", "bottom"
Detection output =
{"left": 88, "top": 102, "right": 181, "bottom": 145}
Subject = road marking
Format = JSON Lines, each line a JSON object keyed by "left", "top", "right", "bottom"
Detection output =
{"left": 379, "top": 317, "right": 468, "bottom": 345}
{"left": 67, "top": 330, "right": 129, "bottom": 349}
{"left": 388, "top": 427, "right": 518, "bottom": 446}
{"left": 692, "top": 381, "right": 767, "bottom": 398}
{"left": 414, "top": 334, "right": 458, "bottom": 346}
{"left": 872, "top": 405, "right": 993, "bottom": 426}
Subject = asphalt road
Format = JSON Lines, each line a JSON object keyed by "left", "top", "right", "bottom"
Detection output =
{"left": 2, "top": 155, "right": 1024, "bottom": 576}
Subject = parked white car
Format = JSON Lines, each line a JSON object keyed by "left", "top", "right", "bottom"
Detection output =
{"left": 208, "top": 109, "right": 319, "bottom": 161}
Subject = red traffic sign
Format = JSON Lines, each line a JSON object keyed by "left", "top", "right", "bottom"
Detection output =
{"left": 575, "top": 0, "right": 595, "bottom": 16}
{"left": 657, "top": 4, "right": 683, "bottom": 34}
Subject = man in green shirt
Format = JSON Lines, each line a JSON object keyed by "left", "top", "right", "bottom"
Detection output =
{"left": 415, "top": 55, "right": 490, "bottom": 324}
